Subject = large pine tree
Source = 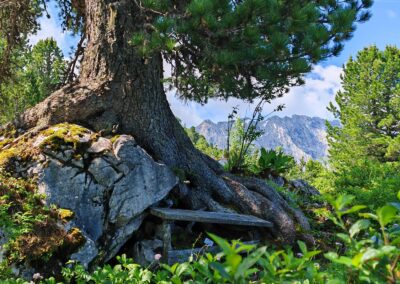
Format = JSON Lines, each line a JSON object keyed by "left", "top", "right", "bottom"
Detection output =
{"left": 0, "top": 0, "right": 372, "bottom": 241}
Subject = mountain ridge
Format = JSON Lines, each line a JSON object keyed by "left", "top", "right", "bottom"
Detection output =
{"left": 196, "top": 115, "right": 340, "bottom": 161}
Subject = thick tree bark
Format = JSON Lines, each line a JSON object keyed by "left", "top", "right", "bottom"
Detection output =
{"left": 10, "top": 0, "right": 311, "bottom": 243}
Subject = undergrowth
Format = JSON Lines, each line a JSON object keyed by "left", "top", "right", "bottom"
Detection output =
{"left": 1, "top": 189, "right": 399, "bottom": 283}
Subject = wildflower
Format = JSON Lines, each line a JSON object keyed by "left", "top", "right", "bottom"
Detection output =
{"left": 32, "top": 273, "right": 43, "bottom": 281}
{"left": 204, "top": 238, "right": 214, "bottom": 247}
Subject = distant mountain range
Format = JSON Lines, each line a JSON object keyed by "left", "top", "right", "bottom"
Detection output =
{"left": 195, "top": 115, "right": 340, "bottom": 161}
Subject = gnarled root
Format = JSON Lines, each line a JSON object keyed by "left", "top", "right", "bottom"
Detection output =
{"left": 171, "top": 151, "right": 312, "bottom": 244}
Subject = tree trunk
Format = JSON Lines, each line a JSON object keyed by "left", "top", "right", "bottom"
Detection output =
{"left": 10, "top": 0, "right": 311, "bottom": 243}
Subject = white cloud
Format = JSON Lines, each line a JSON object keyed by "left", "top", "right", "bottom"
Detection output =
{"left": 29, "top": 16, "right": 64, "bottom": 45}
{"left": 168, "top": 64, "right": 343, "bottom": 126}
{"left": 28, "top": 3, "right": 76, "bottom": 57}
{"left": 270, "top": 65, "right": 342, "bottom": 119}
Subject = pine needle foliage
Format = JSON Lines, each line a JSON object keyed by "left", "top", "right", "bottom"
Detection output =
{"left": 1, "top": 0, "right": 372, "bottom": 105}
{"left": 135, "top": 0, "right": 373, "bottom": 103}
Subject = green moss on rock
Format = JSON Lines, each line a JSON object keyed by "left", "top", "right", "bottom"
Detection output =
{"left": 0, "top": 169, "right": 85, "bottom": 277}
{"left": 59, "top": 208, "right": 74, "bottom": 221}
{"left": 110, "top": 134, "right": 121, "bottom": 144}
{"left": 39, "top": 123, "right": 94, "bottom": 150}
{"left": 0, "top": 123, "right": 96, "bottom": 169}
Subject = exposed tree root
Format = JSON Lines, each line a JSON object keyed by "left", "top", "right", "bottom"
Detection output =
{"left": 2, "top": 84, "right": 313, "bottom": 244}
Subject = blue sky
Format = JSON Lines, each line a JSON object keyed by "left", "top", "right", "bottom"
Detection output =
{"left": 326, "top": 0, "right": 400, "bottom": 66}
{"left": 30, "top": 0, "right": 400, "bottom": 126}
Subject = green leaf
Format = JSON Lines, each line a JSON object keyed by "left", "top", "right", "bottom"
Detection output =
{"left": 235, "top": 247, "right": 266, "bottom": 279}
{"left": 170, "top": 263, "right": 179, "bottom": 274}
{"left": 208, "top": 233, "right": 231, "bottom": 254}
{"left": 351, "top": 252, "right": 363, "bottom": 267}
{"left": 359, "top": 246, "right": 397, "bottom": 264}
{"left": 359, "top": 212, "right": 378, "bottom": 220}
{"left": 297, "top": 240, "right": 307, "bottom": 254}
{"left": 226, "top": 253, "right": 242, "bottom": 270}
{"left": 336, "top": 233, "right": 351, "bottom": 244}
{"left": 327, "top": 279, "right": 346, "bottom": 284}
{"left": 170, "top": 275, "right": 182, "bottom": 284}
{"left": 324, "top": 252, "right": 353, "bottom": 267}
{"left": 349, "top": 219, "right": 370, "bottom": 237}
{"left": 335, "top": 195, "right": 355, "bottom": 211}
{"left": 234, "top": 243, "right": 256, "bottom": 253}
{"left": 361, "top": 247, "right": 387, "bottom": 262}
{"left": 376, "top": 205, "right": 397, "bottom": 226}
{"left": 342, "top": 205, "right": 367, "bottom": 215}
{"left": 175, "top": 263, "right": 191, "bottom": 277}
{"left": 304, "top": 250, "right": 321, "bottom": 259}
{"left": 209, "top": 262, "right": 230, "bottom": 279}
{"left": 324, "top": 252, "right": 339, "bottom": 260}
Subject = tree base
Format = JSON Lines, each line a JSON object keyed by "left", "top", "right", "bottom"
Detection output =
{"left": 1, "top": 73, "right": 314, "bottom": 246}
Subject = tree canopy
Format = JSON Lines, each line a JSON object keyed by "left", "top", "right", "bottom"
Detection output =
{"left": 135, "top": 0, "right": 373, "bottom": 103}
{"left": 0, "top": 38, "right": 65, "bottom": 123}
{"left": 1, "top": 0, "right": 372, "bottom": 104}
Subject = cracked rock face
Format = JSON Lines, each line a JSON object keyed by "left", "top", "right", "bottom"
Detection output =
{"left": 33, "top": 130, "right": 178, "bottom": 267}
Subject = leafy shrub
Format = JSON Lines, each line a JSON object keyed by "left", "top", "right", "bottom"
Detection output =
{"left": 32, "top": 235, "right": 324, "bottom": 284}
{"left": 334, "top": 160, "right": 400, "bottom": 207}
{"left": 324, "top": 192, "right": 400, "bottom": 283}
{"left": 287, "top": 159, "right": 335, "bottom": 194}
{"left": 250, "top": 147, "right": 295, "bottom": 177}
{"left": 185, "top": 126, "right": 223, "bottom": 160}
{"left": 225, "top": 117, "right": 262, "bottom": 174}
{"left": 289, "top": 157, "right": 400, "bottom": 208}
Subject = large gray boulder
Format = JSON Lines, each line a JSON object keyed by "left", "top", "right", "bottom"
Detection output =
{"left": 33, "top": 129, "right": 178, "bottom": 267}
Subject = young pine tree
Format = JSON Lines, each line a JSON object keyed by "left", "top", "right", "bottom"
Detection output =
{"left": 327, "top": 46, "right": 400, "bottom": 205}
{"left": 328, "top": 46, "right": 400, "bottom": 168}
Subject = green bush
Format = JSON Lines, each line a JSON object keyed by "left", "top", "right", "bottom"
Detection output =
{"left": 185, "top": 126, "right": 223, "bottom": 160}
{"left": 289, "top": 157, "right": 400, "bottom": 208}
{"left": 287, "top": 159, "right": 335, "bottom": 194}
{"left": 324, "top": 192, "right": 400, "bottom": 283}
{"left": 334, "top": 160, "right": 400, "bottom": 207}
{"left": 20, "top": 236, "right": 325, "bottom": 284}
{"left": 250, "top": 147, "right": 295, "bottom": 177}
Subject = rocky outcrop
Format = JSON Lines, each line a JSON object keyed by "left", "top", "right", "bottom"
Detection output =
{"left": 0, "top": 124, "right": 178, "bottom": 269}
{"left": 196, "top": 115, "right": 340, "bottom": 161}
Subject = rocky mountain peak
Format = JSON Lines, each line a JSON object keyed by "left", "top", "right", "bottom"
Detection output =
{"left": 196, "top": 115, "right": 340, "bottom": 161}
